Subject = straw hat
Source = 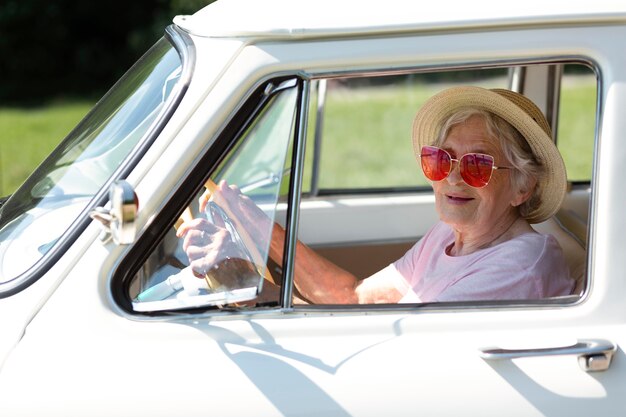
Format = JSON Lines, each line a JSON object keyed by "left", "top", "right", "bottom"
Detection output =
{"left": 412, "top": 86, "right": 567, "bottom": 224}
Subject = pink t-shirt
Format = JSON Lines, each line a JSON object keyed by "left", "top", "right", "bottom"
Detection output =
{"left": 390, "top": 221, "right": 575, "bottom": 302}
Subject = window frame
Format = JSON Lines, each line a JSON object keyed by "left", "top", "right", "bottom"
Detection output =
{"left": 292, "top": 59, "right": 597, "bottom": 312}
{"left": 114, "top": 57, "right": 599, "bottom": 316}
{"left": 113, "top": 77, "right": 306, "bottom": 315}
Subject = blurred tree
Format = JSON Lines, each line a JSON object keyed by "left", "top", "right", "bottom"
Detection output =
{"left": 0, "top": 0, "right": 215, "bottom": 104}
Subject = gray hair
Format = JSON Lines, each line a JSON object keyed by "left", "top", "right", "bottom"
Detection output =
{"left": 434, "top": 108, "right": 543, "bottom": 218}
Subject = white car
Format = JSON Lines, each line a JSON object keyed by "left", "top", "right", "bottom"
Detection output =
{"left": 0, "top": 1, "right": 624, "bottom": 415}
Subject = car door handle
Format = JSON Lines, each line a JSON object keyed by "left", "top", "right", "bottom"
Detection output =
{"left": 479, "top": 339, "right": 617, "bottom": 372}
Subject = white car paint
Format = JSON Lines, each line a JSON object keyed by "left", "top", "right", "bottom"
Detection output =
{"left": 0, "top": 1, "right": 625, "bottom": 416}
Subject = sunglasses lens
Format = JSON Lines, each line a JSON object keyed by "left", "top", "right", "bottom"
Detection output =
{"left": 460, "top": 153, "right": 494, "bottom": 187}
{"left": 420, "top": 146, "right": 450, "bottom": 181}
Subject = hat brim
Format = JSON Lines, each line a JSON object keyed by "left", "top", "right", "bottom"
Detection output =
{"left": 412, "top": 86, "right": 567, "bottom": 224}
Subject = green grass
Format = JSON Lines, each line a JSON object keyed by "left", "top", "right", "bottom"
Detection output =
{"left": 557, "top": 80, "right": 596, "bottom": 181}
{"left": 317, "top": 83, "right": 441, "bottom": 189}
{"left": 316, "top": 77, "right": 596, "bottom": 189}
{"left": 0, "top": 77, "right": 595, "bottom": 197}
{"left": 0, "top": 100, "right": 93, "bottom": 195}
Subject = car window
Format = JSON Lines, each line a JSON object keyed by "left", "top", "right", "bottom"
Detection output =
{"left": 129, "top": 83, "right": 298, "bottom": 312}
{"left": 0, "top": 29, "right": 191, "bottom": 296}
{"left": 297, "top": 64, "right": 595, "bottom": 306}
{"left": 556, "top": 65, "right": 596, "bottom": 183}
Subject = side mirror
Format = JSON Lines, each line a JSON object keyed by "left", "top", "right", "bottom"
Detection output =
{"left": 89, "top": 180, "right": 138, "bottom": 245}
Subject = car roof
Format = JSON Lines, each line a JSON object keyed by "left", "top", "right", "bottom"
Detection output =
{"left": 174, "top": 0, "right": 626, "bottom": 39}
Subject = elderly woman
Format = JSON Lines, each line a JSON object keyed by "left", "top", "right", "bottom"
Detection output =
{"left": 177, "top": 86, "right": 575, "bottom": 303}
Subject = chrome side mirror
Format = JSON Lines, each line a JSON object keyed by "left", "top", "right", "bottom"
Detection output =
{"left": 89, "top": 180, "right": 138, "bottom": 245}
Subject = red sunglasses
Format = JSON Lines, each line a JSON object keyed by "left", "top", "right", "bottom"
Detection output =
{"left": 419, "top": 145, "right": 510, "bottom": 188}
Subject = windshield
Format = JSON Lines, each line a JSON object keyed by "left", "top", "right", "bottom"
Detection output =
{"left": 0, "top": 31, "right": 187, "bottom": 287}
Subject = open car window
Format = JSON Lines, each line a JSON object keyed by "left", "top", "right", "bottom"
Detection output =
{"left": 298, "top": 63, "right": 595, "bottom": 305}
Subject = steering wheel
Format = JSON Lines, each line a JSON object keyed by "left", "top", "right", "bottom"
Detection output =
{"left": 176, "top": 179, "right": 275, "bottom": 290}
{"left": 201, "top": 201, "right": 263, "bottom": 292}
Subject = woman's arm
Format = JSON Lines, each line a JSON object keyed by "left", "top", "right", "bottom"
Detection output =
{"left": 265, "top": 223, "right": 359, "bottom": 304}
{"left": 261, "top": 222, "right": 404, "bottom": 304}
{"left": 184, "top": 180, "right": 404, "bottom": 304}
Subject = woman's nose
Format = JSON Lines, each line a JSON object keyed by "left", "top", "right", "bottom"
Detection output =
{"left": 446, "top": 161, "right": 464, "bottom": 185}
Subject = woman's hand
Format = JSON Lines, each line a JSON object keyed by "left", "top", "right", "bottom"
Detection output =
{"left": 199, "top": 180, "right": 272, "bottom": 248}
{"left": 176, "top": 216, "right": 245, "bottom": 278}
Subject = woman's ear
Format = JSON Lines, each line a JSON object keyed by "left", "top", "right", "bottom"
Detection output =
{"left": 511, "top": 177, "right": 537, "bottom": 207}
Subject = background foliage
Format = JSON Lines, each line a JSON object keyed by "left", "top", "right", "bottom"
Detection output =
{"left": 0, "top": 0, "right": 215, "bottom": 103}
{"left": 0, "top": 0, "right": 215, "bottom": 195}
{"left": 0, "top": 2, "right": 595, "bottom": 196}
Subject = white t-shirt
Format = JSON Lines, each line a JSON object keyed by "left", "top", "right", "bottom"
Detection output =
{"left": 387, "top": 221, "right": 575, "bottom": 302}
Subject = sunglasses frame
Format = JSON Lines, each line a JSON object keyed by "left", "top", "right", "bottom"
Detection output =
{"left": 419, "top": 145, "right": 511, "bottom": 188}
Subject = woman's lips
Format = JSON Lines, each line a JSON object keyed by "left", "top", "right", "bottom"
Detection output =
{"left": 446, "top": 194, "right": 474, "bottom": 204}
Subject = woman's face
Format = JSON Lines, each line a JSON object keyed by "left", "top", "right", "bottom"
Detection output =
{"left": 432, "top": 115, "right": 528, "bottom": 233}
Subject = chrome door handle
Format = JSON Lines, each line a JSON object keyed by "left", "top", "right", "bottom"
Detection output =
{"left": 479, "top": 339, "right": 616, "bottom": 372}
